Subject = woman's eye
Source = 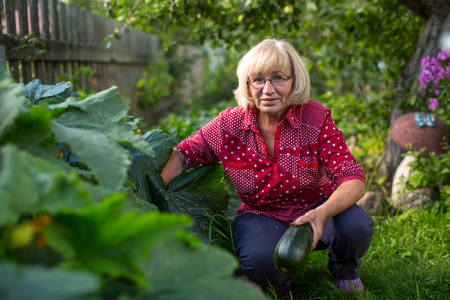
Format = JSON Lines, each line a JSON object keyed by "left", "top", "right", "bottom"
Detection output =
{"left": 253, "top": 78, "right": 264, "bottom": 83}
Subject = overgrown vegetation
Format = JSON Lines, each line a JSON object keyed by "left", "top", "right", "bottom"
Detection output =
{"left": 0, "top": 70, "right": 264, "bottom": 299}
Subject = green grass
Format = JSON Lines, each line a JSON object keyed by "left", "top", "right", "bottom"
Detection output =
{"left": 268, "top": 200, "right": 450, "bottom": 299}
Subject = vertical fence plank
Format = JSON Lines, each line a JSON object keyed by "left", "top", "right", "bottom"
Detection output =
{"left": 49, "top": 0, "right": 59, "bottom": 40}
{"left": 40, "top": 0, "right": 50, "bottom": 39}
{"left": 4, "top": 0, "right": 17, "bottom": 34}
{"left": 35, "top": 60, "right": 45, "bottom": 82}
{"left": 65, "top": 3, "right": 72, "bottom": 44}
{"left": 59, "top": 2, "right": 66, "bottom": 42}
{"left": 30, "top": 0, "right": 40, "bottom": 36}
{"left": 5, "top": 0, "right": 20, "bottom": 81}
{"left": 0, "top": 0, "right": 3, "bottom": 34}
{"left": 79, "top": 10, "right": 87, "bottom": 46}
{"left": 73, "top": 6, "right": 79, "bottom": 45}
{"left": 17, "top": 0, "right": 29, "bottom": 35}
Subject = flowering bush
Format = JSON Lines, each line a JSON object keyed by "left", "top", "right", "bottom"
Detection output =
{"left": 403, "top": 49, "right": 450, "bottom": 201}
{"left": 418, "top": 48, "right": 450, "bottom": 126}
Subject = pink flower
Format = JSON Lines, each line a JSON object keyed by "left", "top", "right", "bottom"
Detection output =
{"left": 428, "top": 98, "right": 439, "bottom": 110}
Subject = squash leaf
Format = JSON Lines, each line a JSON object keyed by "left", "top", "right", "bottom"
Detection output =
{"left": 127, "top": 129, "right": 232, "bottom": 244}
{"left": 0, "top": 144, "right": 98, "bottom": 226}
{"left": 143, "top": 239, "right": 266, "bottom": 300}
{"left": 0, "top": 261, "right": 100, "bottom": 300}
{"left": 0, "top": 69, "right": 26, "bottom": 140}
{"left": 48, "top": 86, "right": 154, "bottom": 191}
{"left": 45, "top": 194, "right": 193, "bottom": 289}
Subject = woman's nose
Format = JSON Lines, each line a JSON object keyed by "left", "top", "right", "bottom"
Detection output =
{"left": 262, "top": 80, "right": 275, "bottom": 94}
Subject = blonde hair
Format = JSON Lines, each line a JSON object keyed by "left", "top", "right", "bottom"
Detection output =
{"left": 233, "top": 39, "right": 310, "bottom": 109}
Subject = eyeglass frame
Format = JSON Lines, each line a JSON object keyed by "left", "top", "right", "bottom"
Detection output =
{"left": 247, "top": 74, "right": 294, "bottom": 88}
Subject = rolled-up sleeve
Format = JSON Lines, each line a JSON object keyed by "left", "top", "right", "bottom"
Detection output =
{"left": 318, "top": 111, "right": 366, "bottom": 186}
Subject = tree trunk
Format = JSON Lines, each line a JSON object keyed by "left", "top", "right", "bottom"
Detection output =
{"left": 379, "top": 0, "right": 450, "bottom": 181}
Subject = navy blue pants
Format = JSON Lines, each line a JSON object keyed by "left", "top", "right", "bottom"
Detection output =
{"left": 232, "top": 202, "right": 374, "bottom": 287}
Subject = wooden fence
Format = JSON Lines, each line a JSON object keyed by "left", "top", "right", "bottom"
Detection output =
{"left": 0, "top": 0, "right": 160, "bottom": 115}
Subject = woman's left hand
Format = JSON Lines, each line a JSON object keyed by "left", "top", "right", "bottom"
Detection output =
{"left": 292, "top": 209, "right": 327, "bottom": 251}
{"left": 292, "top": 179, "right": 366, "bottom": 251}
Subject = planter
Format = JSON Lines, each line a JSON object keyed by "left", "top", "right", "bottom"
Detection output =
{"left": 390, "top": 112, "right": 450, "bottom": 157}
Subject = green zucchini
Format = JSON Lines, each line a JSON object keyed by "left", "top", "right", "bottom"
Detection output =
{"left": 273, "top": 223, "right": 313, "bottom": 281}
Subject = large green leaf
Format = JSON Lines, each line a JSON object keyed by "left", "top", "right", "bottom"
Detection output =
{"left": 0, "top": 104, "right": 60, "bottom": 162}
{"left": 21, "top": 79, "right": 76, "bottom": 104}
{"left": 45, "top": 194, "right": 193, "bottom": 289}
{"left": 49, "top": 87, "right": 154, "bottom": 192}
{"left": 51, "top": 121, "right": 132, "bottom": 191}
{"left": 143, "top": 239, "right": 266, "bottom": 300}
{"left": 0, "top": 68, "right": 26, "bottom": 140}
{"left": 0, "top": 261, "right": 100, "bottom": 300}
{"left": 0, "top": 144, "right": 95, "bottom": 226}
{"left": 127, "top": 129, "right": 231, "bottom": 244}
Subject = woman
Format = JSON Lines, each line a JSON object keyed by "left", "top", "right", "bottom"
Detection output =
{"left": 161, "top": 39, "right": 374, "bottom": 293}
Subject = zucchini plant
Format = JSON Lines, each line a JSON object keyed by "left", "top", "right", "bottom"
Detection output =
{"left": 0, "top": 68, "right": 264, "bottom": 299}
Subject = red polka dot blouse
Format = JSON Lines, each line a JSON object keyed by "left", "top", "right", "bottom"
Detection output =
{"left": 177, "top": 99, "right": 366, "bottom": 225}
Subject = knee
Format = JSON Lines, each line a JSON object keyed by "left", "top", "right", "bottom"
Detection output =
{"left": 335, "top": 211, "right": 374, "bottom": 250}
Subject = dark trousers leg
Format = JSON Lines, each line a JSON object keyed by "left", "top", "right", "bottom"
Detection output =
{"left": 233, "top": 206, "right": 374, "bottom": 286}
{"left": 232, "top": 213, "right": 289, "bottom": 286}
{"left": 315, "top": 204, "right": 375, "bottom": 280}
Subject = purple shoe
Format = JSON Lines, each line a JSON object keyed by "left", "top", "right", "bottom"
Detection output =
{"left": 334, "top": 277, "right": 365, "bottom": 292}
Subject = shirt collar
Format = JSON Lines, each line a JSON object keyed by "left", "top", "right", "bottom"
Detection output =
{"left": 241, "top": 105, "right": 301, "bottom": 131}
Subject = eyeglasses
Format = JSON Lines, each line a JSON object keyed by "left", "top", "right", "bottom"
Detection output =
{"left": 247, "top": 74, "right": 293, "bottom": 89}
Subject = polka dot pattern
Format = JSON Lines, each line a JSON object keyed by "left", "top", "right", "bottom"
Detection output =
{"left": 177, "top": 100, "right": 366, "bottom": 226}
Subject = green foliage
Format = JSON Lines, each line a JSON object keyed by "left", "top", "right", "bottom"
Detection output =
{"left": 156, "top": 100, "right": 234, "bottom": 143}
{"left": 106, "top": 0, "right": 423, "bottom": 98}
{"left": 137, "top": 60, "right": 176, "bottom": 106}
{"left": 0, "top": 261, "right": 100, "bottom": 300}
{"left": 58, "top": 66, "right": 95, "bottom": 97}
{"left": 11, "top": 33, "right": 47, "bottom": 61}
{"left": 399, "top": 147, "right": 450, "bottom": 201}
{"left": 0, "top": 69, "right": 265, "bottom": 299}
{"left": 127, "top": 129, "right": 234, "bottom": 251}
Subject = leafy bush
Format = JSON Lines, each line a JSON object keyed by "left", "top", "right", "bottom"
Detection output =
{"left": 0, "top": 69, "right": 264, "bottom": 299}
{"left": 399, "top": 147, "right": 450, "bottom": 201}
{"left": 137, "top": 60, "right": 176, "bottom": 106}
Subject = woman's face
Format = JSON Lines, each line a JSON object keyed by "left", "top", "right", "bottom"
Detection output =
{"left": 249, "top": 67, "right": 293, "bottom": 119}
